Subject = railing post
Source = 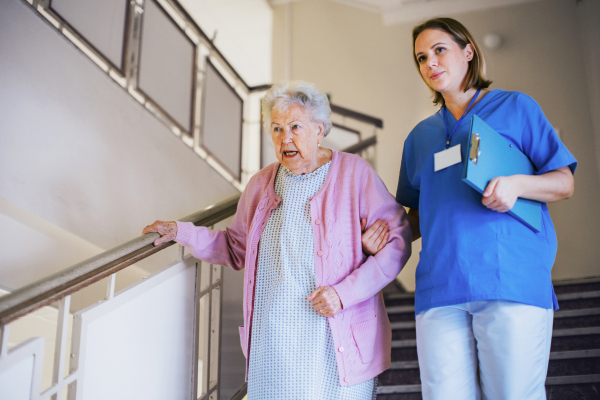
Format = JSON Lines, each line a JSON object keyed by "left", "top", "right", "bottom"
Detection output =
{"left": 0, "top": 324, "right": 9, "bottom": 358}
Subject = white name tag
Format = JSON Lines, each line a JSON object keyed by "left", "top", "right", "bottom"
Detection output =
{"left": 434, "top": 144, "right": 462, "bottom": 172}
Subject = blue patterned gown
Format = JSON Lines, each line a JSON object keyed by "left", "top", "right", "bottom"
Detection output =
{"left": 247, "top": 163, "right": 375, "bottom": 400}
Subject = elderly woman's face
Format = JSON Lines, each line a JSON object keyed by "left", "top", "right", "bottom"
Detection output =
{"left": 270, "top": 103, "right": 325, "bottom": 175}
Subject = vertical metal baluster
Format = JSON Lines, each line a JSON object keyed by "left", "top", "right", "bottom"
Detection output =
{"left": 191, "top": 260, "right": 201, "bottom": 400}
{"left": 178, "top": 243, "right": 185, "bottom": 262}
{"left": 0, "top": 324, "right": 9, "bottom": 358}
{"left": 124, "top": 0, "right": 144, "bottom": 90}
{"left": 204, "top": 263, "right": 213, "bottom": 399}
{"left": 216, "top": 265, "right": 224, "bottom": 400}
{"left": 51, "top": 295, "right": 71, "bottom": 400}
{"left": 106, "top": 273, "right": 116, "bottom": 300}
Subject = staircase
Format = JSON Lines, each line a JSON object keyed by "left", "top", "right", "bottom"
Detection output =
{"left": 378, "top": 278, "right": 600, "bottom": 399}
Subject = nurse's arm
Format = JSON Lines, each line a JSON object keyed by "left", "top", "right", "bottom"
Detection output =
{"left": 482, "top": 166, "right": 574, "bottom": 213}
{"left": 407, "top": 208, "right": 421, "bottom": 242}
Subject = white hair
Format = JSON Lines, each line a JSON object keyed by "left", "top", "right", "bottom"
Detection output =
{"left": 261, "top": 80, "right": 332, "bottom": 136}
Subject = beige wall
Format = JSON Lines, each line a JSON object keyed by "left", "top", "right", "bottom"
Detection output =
{"left": 272, "top": 0, "right": 600, "bottom": 290}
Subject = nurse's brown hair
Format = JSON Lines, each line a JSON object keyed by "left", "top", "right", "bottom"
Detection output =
{"left": 412, "top": 18, "right": 492, "bottom": 107}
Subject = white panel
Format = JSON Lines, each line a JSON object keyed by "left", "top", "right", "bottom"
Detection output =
{"left": 0, "top": 337, "right": 44, "bottom": 400}
{"left": 51, "top": 0, "right": 128, "bottom": 69}
{"left": 76, "top": 260, "right": 196, "bottom": 400}
{"left": 321, "top": 125, "right": 360, "bottom": 151}
{"left": 202, "top": 61, "right": 243, "bottom": 179}
{"left": 138, "top": 0, "right": 195, "bottom": 130}
{"left": 0, "top": 357, "right": 34, "bottom": 400}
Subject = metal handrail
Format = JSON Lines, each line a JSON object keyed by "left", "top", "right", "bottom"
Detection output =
{"left": 330, "top": 104, "right": 384, "bottom": 128}
{"left": 0, "top": 195, "right": 240, "bottom": 325}
{"left": 342, "top": 136, "right": 377, "bottom": 154}
{"left": 0, "top": 138, "right": 378, "bottom": 326}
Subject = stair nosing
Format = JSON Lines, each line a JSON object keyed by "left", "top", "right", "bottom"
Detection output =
{"left": 390, "top": 321, "right": 416, "bottom": 330}
{"left": 391, "top": 339, "right": 417, "bottom": 348}
{"left": 388, "top": 361, "right": 420, "bottom": 369}
{"left": 550, "top": 349, "right": 600, "bottom": 360}
{"left": 554, "top": 307, "right": 600, "bottom": 318}
{"left": 552, "top": 326, "right": 600, "bottom": 337}
{"left": 376, "top": 384, "right": 422, "bottom": 394}
{"left": 545, "top": 374, "right": 600, "bottom": 385}
{"left": 556, "top": 290, "right": 600, "bottom": 301}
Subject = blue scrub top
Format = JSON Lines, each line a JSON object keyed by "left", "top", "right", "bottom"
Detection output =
{"left": 397, "top": 90, "right": 577, "bottom": 315}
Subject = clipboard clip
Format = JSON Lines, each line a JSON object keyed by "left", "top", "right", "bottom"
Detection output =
{"left": 469, "top": 133, "right": 480, "bottom": 164}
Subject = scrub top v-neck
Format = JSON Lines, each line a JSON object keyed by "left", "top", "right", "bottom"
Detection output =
{"left": 396, "top": 89, "right": 577, "bottom": 315}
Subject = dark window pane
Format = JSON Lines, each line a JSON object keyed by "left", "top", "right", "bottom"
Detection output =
{"left": 138, "top": 0, "right": 195, "bottom": 131}
{"left": 51, "top": 0, "right": 128, "bottom": 69}
{"left": 202, "top": 61, "right": 243, "bottom": 180}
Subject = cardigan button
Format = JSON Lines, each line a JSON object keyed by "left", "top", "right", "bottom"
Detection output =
{"left": 317, "top": 251, "right": 323, "bottom": 256}
{"left": 315, "top": 219, "right": 321, "bottom": 225}
{"left": 343, "top": 377, "right": 349, "bottom": 383}
{"left": 338, "top": 346, "right": 344, "bottom": 352}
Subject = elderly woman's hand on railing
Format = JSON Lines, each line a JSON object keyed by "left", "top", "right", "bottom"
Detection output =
{"left": 142, "top": 220, "right": 178, "bottom": 246}
{"left": 307, "top": 286, "right": 343, "bottom": 317}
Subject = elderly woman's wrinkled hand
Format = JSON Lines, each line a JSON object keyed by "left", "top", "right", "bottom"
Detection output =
{"left": 142, "top": 220, "right": 178, "bottom": 246}
{"left": 307, "top": 286, "right": 343, "bottom": 317}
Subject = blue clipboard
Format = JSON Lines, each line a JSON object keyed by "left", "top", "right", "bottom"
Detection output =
{"left": 462, "top": 115, "right": 542, "bottom": 232}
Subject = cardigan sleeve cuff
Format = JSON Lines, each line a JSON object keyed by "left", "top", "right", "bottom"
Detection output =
{"left": 175, "top": 221, "right": 197, "bottom": 247}
{"left": 332, "top": 279, "right": 359, "bottom": 310}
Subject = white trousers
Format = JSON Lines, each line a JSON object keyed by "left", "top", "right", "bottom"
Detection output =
{"left": 416, "top": 300, "right": 553, "bottom": 400}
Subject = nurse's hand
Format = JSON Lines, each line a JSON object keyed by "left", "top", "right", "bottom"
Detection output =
{"left": 482, "top": 176, "right": 519, "bottom": 212}
{"left": 307, "top": 286, "right": 342, "bottom": 317}
{"left": 361, "top": 218, "right": 389, "bottom": 256}
{"left": 142, "top": 220, "right": 178, "bottom": 246}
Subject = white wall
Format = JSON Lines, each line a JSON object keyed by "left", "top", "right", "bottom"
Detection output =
{"left": 272, "top": 0, "right": 600, "bottom": 289}
{"left": 0, "top": 0, "right": 239, "bottom": 290}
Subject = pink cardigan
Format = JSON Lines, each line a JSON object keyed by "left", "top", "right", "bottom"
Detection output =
{"left": 175, "top": 150, "right": 411, "bottom": 386}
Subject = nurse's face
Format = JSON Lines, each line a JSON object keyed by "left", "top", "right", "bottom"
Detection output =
{"left": 414, "top": 29, "right": 474, "bottom": 96}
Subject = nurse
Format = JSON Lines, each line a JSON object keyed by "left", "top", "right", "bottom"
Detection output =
{"left": 367, "top": 17, "right": 577, "bottom": 400}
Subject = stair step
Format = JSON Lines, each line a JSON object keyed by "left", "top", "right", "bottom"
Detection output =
{"left": 379, "top": 368, "right": 421, "bottom": 386}
{"left": 545, "top": 383, "right": 600, "bottom": 400}
{"left": 376, "top": 375, "right": 600, "bottom": 394}
{"left": 553, "top": 311, "right": 600, "bottom": 330}
{"left": 548, "top": 357, "right": 600, "bottom": 377}
{"left": 553, "top": 278, "right": 600, "bottom": 294}
{"left": 392, "top": 330, "right": 416, "bottom": 340}
{"left": 391, "top": 347, "right": 419, "bottom": 362}
{"left": 551, "top": 335, "right": 600, "bottom": 352}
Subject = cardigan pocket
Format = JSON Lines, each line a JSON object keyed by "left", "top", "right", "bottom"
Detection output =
{"left": 351, "top": 317, "right": 378, "bottom": 364}
{"left": 239, "top": 326, "right": 247, "bottom": 359}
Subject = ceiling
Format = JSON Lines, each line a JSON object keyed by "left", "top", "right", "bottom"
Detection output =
{"left": 270, "top": 0, "right": 545, "bottom": 25}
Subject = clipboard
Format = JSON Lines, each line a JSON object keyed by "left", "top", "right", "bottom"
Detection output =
{"left": 462, "top": 115, "right": 542, "bottom": 232}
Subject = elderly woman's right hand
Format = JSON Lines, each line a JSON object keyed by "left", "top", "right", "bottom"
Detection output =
{"left": 142, "top": 220, "right": 178, "bottom": 246}
{"left": 361, "top": 218, "right": 389, "bottom": 256}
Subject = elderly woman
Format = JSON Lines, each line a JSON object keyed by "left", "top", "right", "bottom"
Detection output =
{"left": 143, "top": 81, "right": 411, "bottom": 399}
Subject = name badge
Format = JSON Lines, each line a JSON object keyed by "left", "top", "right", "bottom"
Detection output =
{"left": 434, "top": 144, "right": 462, "bottom": 172}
